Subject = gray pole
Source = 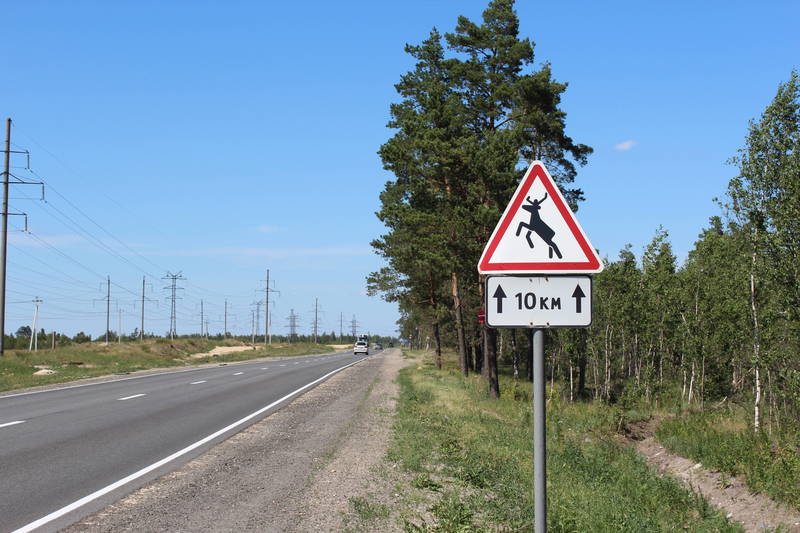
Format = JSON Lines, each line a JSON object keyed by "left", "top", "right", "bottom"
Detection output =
{"left": 314, "top": 297, "right": 318, "bottom": 344}
{"left": 200, "top": 299, "right": 204, "bottom": 338}
{"left": 224, "top": 299, "right": 227, "bottom": 337}
{"left": 0, "top": 119, "right": 11, "bottom": 355}
{"left": 532, "top": 328, "right": 547, "bottom": 532}
{"left": 118, "top": 308, "right": 122, "bottom": 344}
{"left": 140, "top": 276, "right": 145, "bottom": 341}
{"left": 264, "top": 269, "right": 269, "bottom": 346}
{"left": 105, "top": 276, "right": 110, "bottom": 344}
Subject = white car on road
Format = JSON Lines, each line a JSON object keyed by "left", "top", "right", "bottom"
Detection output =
{"left": 353, "top": 341, "right": 369, "bottom": 355}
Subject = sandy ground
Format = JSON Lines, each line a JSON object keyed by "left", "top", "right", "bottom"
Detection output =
{"left": 630, "top": 420, "right": 800, "bottom": 532}
{"left": 189, "top": 345, "right": 255, "bottom": 359}
{"left": 63, "top": 349, "right": 409, "bottom": 532}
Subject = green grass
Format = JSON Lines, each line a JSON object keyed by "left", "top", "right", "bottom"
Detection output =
{"left": 657, "top": 406, "right": 800, "bottom": 510}
{"left": 390, "top": 350, "right": 741, "bottom": 532}
{"left": 0, "top": 339, "right": 334, "bottom": 393}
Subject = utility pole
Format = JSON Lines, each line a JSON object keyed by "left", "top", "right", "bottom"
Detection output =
{"left": 250, "top": 310, "right": 255, "bottom": 344}
{"left": 118, "top": 307, "right": 123, "bottom": 344}
{"left": 262, "top": 269, "right": 279, "bottom": 345}
{"left": 339, "top": 312, "right": 343, "bottom": 339}
{"left": 29, "top": 297, "right": 42, "bottom": 351}
{"left": 224, "top": 299, "right": 228, "bottom": 337}
{"left": 200, "top": 299, "right": 204, "bottom": 338}
{"left": 162, "top": 272, "right": 185, "bottom": 340}
{"left": 312, "top": 298, "right": 319, "bottom": 344}
{"left": 264, "top": 269, "right": 269, "bottom": 346}
{"left": 106, "top": 276, "right": 111, "bottom": 344}
{"left": 0, "top": 119, "right": 40, "bottom": 356}
{"left": 140, "top": 276, "right": 145, "bottom": 341}
{"left": 0, "top": 119, "right": 10, "bottom": 356}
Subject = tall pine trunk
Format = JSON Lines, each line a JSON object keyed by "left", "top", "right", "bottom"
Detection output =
{"left": 451, "top": 271, "right": 468, "bottom": 375}
{"left": 486, "top": 327, "right": 500, "bottom": 398}
{"left": 433, "top": 321, "right": 442, "bottom": 370}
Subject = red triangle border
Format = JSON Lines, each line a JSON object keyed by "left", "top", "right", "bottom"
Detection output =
{"left": 478, "top": 163, "right": 601, "bottom": 273}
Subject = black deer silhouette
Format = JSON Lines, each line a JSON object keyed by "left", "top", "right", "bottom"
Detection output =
{"left": 515, "top": 193, "right": 562, "bottom": 259}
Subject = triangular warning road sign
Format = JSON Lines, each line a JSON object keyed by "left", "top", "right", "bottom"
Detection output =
{"left": 478, "top": 161, "right": 603, "bottom": 274}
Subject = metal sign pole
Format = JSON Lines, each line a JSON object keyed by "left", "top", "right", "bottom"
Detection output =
{"left": 532, "top": 327, "right": 547, "bottom": 532}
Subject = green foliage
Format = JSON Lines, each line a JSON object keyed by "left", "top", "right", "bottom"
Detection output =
{"left": 371, "top": 0, "right": 592, "bottom": 383}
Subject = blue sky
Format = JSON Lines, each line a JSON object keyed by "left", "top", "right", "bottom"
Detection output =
{"left": 2, "top": 1, "right": 798, "bottom": 338}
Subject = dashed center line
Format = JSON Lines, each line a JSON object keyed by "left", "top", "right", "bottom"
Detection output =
{"left": 233, "top": 372, "right": 244, "bottom": 376}
{"left": 261, "top": 367, "right": 269, "bottom": 370}
{"left": 279, "top": 364, "right": 286, "bottom": 367}
{"left": 0, "top": 420, "right": 25, "bottom": 429}
{"left": 117, "top": 394, "right": 146, "bottom": 401}
{"left": 190, "top": 381, "right": 207, "bottom": 385}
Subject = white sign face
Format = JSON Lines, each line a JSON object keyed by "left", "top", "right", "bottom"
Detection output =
{"left": 485, "top": 275, "right": 592, "bottom": 328}
{"left": 478, "top": 161, "right": 603, "bottom": 274}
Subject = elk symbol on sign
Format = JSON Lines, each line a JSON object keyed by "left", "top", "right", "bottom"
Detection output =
{"left": 515, "top": 193, "right": 563, "bottom": 259}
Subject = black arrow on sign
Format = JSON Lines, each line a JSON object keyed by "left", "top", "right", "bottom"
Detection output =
{"left": 572, "top": 284, "right": 586, "bottom": 313}
{"left": 492, "top": 284, "right": 507, "bottom": 313}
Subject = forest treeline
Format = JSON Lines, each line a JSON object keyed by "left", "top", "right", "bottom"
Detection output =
{"left": 369, "top": 0, "right": 800, "bottom": 433}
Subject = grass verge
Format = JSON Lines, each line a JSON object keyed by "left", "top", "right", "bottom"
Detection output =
{"left": 390, "top": 350, "right": 741, "bottom": 532}
{"left": 0, "top": 339, "right": 335, "bottom": 393}
{"left": 656, "top": 406, "right": 800, "bottom": 510}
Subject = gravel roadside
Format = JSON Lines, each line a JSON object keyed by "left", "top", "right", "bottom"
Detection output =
{"left": 63, "top": 348, "right": 408, "bottom": 533}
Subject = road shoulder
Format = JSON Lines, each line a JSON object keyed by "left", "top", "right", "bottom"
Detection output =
{"left": 63, "top": 349, "right": 408, "bottom": 533}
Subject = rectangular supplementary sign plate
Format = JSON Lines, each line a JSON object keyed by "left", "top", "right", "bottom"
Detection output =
{"left": 485, "top": 275, "right": 592, "bottom": 328}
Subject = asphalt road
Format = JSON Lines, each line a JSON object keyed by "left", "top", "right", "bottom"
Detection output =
{"left": 0, "top": 347, "right": 378, "bottom": 533}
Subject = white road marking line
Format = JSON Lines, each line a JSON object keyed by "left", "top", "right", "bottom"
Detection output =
{"left": 0, "top": 420, "right": 25, "bottom": 428}
{"left": 233, "top": 372, "right": 244, "bottom": 376}
{"left": 12, "top": 353, "right": 373, "bottom": 533}
{"left": 261, "top": 367, "right": 269, "bottom": 370}
{"left": 279, "top": 364, "right": 286, "bottom": 367}
{"left": 190, "top": 381, "right": 207, "bottom": 385}
{"left": 117, "top": 394, "right": 146, "bottom": 401}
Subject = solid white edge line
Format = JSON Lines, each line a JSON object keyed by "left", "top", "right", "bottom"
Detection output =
{"left": 12, "top": 353, "right": 372, "bottom": 533}
{"left": 190, "top": 381, "right": 207, "bottom": 385}
{"left": 233, "top": 372, "right": 244, "bottom": 376}
{"left": 0, "top": 420, "right": 25, "bottom": 428}
{"left": 116, "top": 394, "right": 146, "bottom": 401}
{"left": 0, "top": 349, "right": 350, "bottom": 400}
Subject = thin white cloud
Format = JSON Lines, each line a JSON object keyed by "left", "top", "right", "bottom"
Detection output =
{"left": 614, "top": 140, "right": 637, "bottom": 151}
{"left": 255, "top": 225, "right": 284, "bottom": 233}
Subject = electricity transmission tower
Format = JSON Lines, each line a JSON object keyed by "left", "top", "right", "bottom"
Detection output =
{"left": 162, "top": 271, "right": 185, "bottom": 340}
{"left": 286, "top": 309, "right": 299, "bottom": 343}
{"left": 261, "top": 269, "right": 279, "bottom": 345}
{"left": 251, "top": 300, "right": 263, "bottom": 341}
{"left": 0, "top": 118, "right": 43, "bottom": 355}
{"left": 339, "top": 312, "right": 344, "bottom": 339}
{"left": 310, "top": 298, "right": 322, "bottom": 344}
{"left": 350, "top": 315, "right": 359, "bottom": 338}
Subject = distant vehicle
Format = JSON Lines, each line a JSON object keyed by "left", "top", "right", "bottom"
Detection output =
{"left": 353, "top": 341, "right": 369, "bottom": 355}
{"left": 375, "top": 343, "right": 382, "bottom": 350}
{"left": 358, "top": 334, "right": 369, "bottom": 345}
{"left": 388, "top": 342, "right": 394, "bottom": 348}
